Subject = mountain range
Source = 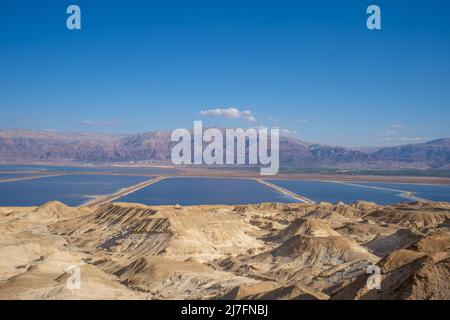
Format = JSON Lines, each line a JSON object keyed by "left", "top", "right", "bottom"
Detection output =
{"left": 0, "top": 129, "right": 449, "bottom": 169}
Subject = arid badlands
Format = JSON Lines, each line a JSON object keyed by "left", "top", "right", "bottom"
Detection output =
{"left": 0, "top": 200, "right": 449, "bottom": 300}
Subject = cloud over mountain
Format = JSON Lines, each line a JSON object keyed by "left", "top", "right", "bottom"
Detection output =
{"left": 200, "top": 108, "right": 256, "bottom": 122}
{"left": 80, "top": 119, "right": 119, "bottom": 127}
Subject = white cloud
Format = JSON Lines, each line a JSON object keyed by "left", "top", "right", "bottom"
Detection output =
{"left": 280, "top": 128, "right": 298, "bottom": 135}
{"left": 200, "top": 107, "right": 256, "bottom": 122}
{"left": 400, "top": 136, "right": 429, "bottom": 142}
{"left": 380, "top": 136, "right": 430, "bottom": 143}
{"left": 377, "top": 129, "right": 397, "bottom": 137}
{"left": 241, "top": 110, "right": 256, "bottom": 122}
{"left": 80, "top": 119, "right": 118, "bottom": 127}
{"left": 17, "top": 116, "right": 31, "bottom": 124}
{"left": 254, "top": 125, "right": 268, "bottom": 130}
{"left": 296, "top": 119, "right": 309, "bottom": 124}
{"left": 266, "top": 116, "right": 281, "bottom": 124}
{"left": 377, "top": 124, "right": 429, "bottom": 144}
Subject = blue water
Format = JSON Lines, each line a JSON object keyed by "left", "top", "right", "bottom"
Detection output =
{"left": 267, "top": 180, "right": 413, "bottom": 205}
{"left": 0, "top": 175, "right": 152, "bottom": 206}
{"left": 350, "top": 182, "right": 450, "bottom": 203}
{"left": 0, "top": 173, "right": 47, "bottom": 180}
{"left": 0, "top": 165, "right": 177, "bottom": 175}
{"left": 0, "top": 173, "right": 448, "bottom": 207}
{"left": 118, "top": 177, "right": 299, "bottom": 205}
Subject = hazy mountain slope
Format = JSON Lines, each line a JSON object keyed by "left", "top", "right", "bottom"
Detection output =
{"left": 0, "top": 129, "right": 449, "bottom": 169}
{"left": 372, "top": 138, "right": 450, "bottom": 169}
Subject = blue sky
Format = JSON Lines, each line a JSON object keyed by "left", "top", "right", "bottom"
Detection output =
{"left": 1, "top": 0, "right": 449, "bottom": 147}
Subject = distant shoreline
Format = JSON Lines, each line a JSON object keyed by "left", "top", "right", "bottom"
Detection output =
{"left": 168, "top": 167, "right": 450, "bottom": 185}
{"left": 1, "top": 163, "right": 450, "bottom": 185}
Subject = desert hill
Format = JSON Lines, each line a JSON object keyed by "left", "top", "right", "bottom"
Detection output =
{"left": 0, "top": 200, "right": 449, "bottom": 300}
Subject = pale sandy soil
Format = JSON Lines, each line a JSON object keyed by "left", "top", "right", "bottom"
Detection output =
{"left": 0, "top": 200, "right": 449, "bottom": 300}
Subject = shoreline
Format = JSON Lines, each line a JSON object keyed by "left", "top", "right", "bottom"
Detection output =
{"left": 82, "top": 176, "right": 166, "bottom": 207}
{"left": 1, "top": 165, "right": 450, "bottom": 185}
{"left": 171, "top": 168, "right": 450, "bottom": 185}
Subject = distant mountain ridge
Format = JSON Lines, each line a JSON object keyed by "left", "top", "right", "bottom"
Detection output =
{"left": 0, "top": 129, "right": 449, "bottom": 169}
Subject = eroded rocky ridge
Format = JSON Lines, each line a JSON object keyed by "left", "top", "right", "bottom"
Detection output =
{"left": 0, "top": 200, "right": 449, "bottom": 300}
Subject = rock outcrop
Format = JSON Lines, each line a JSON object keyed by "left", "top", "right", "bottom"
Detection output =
{"left": 0, "top": 201, "right": 449, "bottom": 299}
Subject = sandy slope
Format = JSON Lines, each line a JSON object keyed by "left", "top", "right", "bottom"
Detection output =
{"left": 0, "top": 200, "right": 449, "bottom": 300}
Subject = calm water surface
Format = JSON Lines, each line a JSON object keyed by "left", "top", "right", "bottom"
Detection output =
{"left": 267, "top": 180, "right": 414, "bottom": 205}
{"left": 0, "top": 173, "right": 48, "bottom": 180}
{"left": 0, "top": 172, "right": 448, "bottom": 207}
{"left": 0, "top": 164, "right": 177, "bottom": 175}
{"left": 0, "top": 174, "right": 152, "bottom": 206}
{"left": 119, "top": 177, "right": 299, "bottom": 205}
{"left": 350, "top": 182, "right": 450, "bottom": 202}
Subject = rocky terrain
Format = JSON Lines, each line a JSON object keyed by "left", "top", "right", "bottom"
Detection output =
{"left": 1, "top": 129, "right": 449, "bottom": 169}
{"left": 0, "top": 200, "right": 449, "bottom": 300}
